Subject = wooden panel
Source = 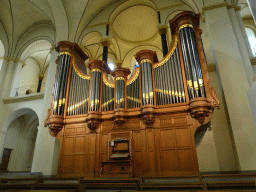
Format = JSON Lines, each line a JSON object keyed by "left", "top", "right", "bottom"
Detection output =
{"left": 173, "top": 116, "right": 188, "bottom": 126}
{"left": 161, "top": 150, "right": 179, "bottom": 170}
{"left": 147, "top": 129, "right": 154, "bottom": 152}
{"left": 76, "top": 127, "right": 86, "bottom": 133}
{"left": 75, "top": 136, "right": 85, "bottom": 153}
{"left": 74, "top": 154, "right": 84, "bottom": 172}
{"left": 65, "top": 128, "right": 75, "bottom": 135}
{"left": 63, "top": 137, "right": 75, "bottom": 155}
{"left": 133, "top": 131, "right": 142, "bottom": 150}
{"left": 175, "top": 128, "right": 191, "bottom": 148}
{"left": 133, "top": 151, "right": 143, "bottom": 170}
{"left": 61, "top": 155, "right": 73, "bottom": 172}
{"left": 160, "top": 129, "right": 175, "bottom": 148}
{"left": 160, "top": 117, "right": 173, "bottom": 128}
{"left": 177, "top": 149, "right": 194, "bottom": 170}
{"left": 88, "top": 133, "right": 96, "bottom": 176}
{"left": 101, "top": 153, "right": 108, "bottom": 162}
{"left": 101, "top": 134, "right": 109, "bottom": 153}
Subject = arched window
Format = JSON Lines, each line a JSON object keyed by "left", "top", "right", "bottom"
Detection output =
{"left": 245, "top": 27, "right": 256, "bottom": 56}
{"left": 0, "top": 40, "right": 4, "bottom": 71}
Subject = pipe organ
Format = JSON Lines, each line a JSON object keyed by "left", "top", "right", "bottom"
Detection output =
{"left": 45, "top": 11, "right": 220, "bottom": 178}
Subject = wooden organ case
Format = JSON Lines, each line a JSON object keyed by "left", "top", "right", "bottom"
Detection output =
{"left": 45, "top": 11, "right": 220, "bottom": 178}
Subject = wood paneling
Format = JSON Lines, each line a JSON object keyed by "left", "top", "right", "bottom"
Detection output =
{"left": 58, "top": 114, "right": 200, "bottom": 178}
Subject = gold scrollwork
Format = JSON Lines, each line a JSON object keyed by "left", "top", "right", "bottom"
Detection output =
{"left": 178, "top": 24, "right": 194, "bottom": 32}
{"left": 141, "top": 59, "right": 151, "bottom": 64}
{"left": 153, "top": 36, "right": 178, "bottom": 68}
{"left": 103, "top": 74, "right": 114, "bottom": 88}
{"left": 91, "top": 69, "right": 101, "bottom": 73}
{"left": 116, "top": 77, "right": 125, "bottom": 81}
{"left": 60, "top": 52, "right": 71, "bottom": 56}
{"left": 72, "top": 58, "right": 90, "bottom": 80}
{"left": 127, "top": 68, "right": 140, "bottom": 85}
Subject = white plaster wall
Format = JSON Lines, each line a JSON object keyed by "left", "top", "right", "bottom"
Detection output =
{"left": 19, "top": 58, "right": 39, "bottom": 95}
{"left": 3, "top": 119, "right": 21, "bottom": 150}
{"left": 2, "top": 111, "right": 39, "bottom": 172}
{"left": 208, "top": 71, "right": 238, "bottom": 171}
{"left": 196, "top": 127, "right": 220, "bottom": 172}
{"left": 41, "top": 67, "right": 48, "bottom": 93}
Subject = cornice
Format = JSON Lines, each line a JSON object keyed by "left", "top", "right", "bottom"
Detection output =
{"left": 207, "top": 64, "right": 216, "bottom": 72}
{"left": 3, "top": 93, "right": 45, "bottom": 104}
{"left": 251, "top": 57, "right": 256, "bottom": 66}
{"left": 0, "top": 56, "right": 26, "bottom": 67}
{"left": 243, "top": 16, "right": 254, "bottom": 21}
{"left": 156, "top": 3, "right": 184, "bottom": 11}
{"left": 202, "top": 2, "right": 228, "bottom": 15}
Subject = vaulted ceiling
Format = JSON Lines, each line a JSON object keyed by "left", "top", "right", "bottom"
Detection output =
{"left": 0, "top": 0, "right": 253, "bottom": 73}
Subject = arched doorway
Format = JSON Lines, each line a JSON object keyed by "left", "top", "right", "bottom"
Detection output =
{"left": 0, "top": 109, "right": 39, "bottom": 172}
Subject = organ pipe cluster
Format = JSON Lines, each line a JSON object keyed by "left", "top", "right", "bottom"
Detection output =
{"left": 115, "top": 77, "right": 125, "bottom": 108}
{"left": 90, "top": 69, "right": 102, "bottom": 112}
{"left": 67, "top": 68, "right": 90, "bottom": 115}
{"left": 154, "top": 44, "right": 186, "bottom": 105}
{"left": 179, "top": 25, "right": 205, "bottom": 100}
{"left": 102, "top": 75, "right": 114, "bottom": 112}
{"left": 52, "top": 53, "right": 71, "bottom": 116}
{"left": 140, "top": 60, "right": 154, "bottom": 105}
{"left": 126, "top": 69, "right": 141, "bottom": 109}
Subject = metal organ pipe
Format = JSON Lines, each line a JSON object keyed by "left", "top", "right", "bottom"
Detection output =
{"left": 179, "top": 24, "right": 205, "bottom": 100}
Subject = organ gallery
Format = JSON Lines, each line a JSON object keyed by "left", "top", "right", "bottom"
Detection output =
{"left": 45, "top": 11, "right": 220, "bottom": 178}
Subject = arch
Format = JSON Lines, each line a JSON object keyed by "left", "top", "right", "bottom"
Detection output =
{"left": 2, "top": 108, "right": 39, "bottom": 134}
{"left": 0, "top": 40, "right": 5, "bottom": 71}
{"left": 14, "top": 21, "right": 55, "bottom": 59}
{"left": 0, "top": 108, "right": 39, "bottom": 172}
{"left": 245, "top": 27, "right": 256, "bottom": 56}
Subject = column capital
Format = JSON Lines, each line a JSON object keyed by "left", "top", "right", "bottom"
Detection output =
{"left": 158, "top": 24, "right": 168, "bottom": 35}
{"left": 39, "top": 74, "right": 44, "bottom": 80}
{"left": 0, "top": 57, "right": 26, "bottom": 67}
{"left": 100, "top": 38, "right": 112, "bottom": 47}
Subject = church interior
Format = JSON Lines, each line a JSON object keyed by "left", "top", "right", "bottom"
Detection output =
{"left": 1, "top": 0, "right": 256, "bottom": 191}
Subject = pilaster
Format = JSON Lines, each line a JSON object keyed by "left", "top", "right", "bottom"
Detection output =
{"left": 31, "top": 49, "right": 59, "bottom": 175}
{"left": 205, "top": 4, "right": 256, "bottom": 170}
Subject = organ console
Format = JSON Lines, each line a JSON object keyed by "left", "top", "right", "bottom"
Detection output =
{"left": 45, "top": 11, "right": 220, "bottom": 178}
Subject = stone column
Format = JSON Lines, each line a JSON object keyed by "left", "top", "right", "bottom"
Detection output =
{"left": 234, "top": 6, "right": 254, "bottom": 58}
{"left": 0, "top": 58, "right": 9, "bottom": 97}
{"left": 158, "top": 25, "right": 168, "bottom": 57}
{"left": 204, "top": 4, "right": 256, "bottom": 170}
{"left": 1, "top": 60, "right": 17, "bottom": 98}
{"left": 101, "top": 38, "right": 111, "bottom": 64}
{"left": 11, "top": 61, "right": 23, "bottom": 97}
{"left": 228, "top": 6, "right": 254, "bottom": 85}
{"left": 31, "top": 48, "right": 59, "bottom": 175}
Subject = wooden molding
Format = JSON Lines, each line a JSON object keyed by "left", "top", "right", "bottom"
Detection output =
{"left": 251, "top": 57, "right": 256, "bottom": 65}
{"left": 135, "top": 50, "right": 158, "bottom": 64}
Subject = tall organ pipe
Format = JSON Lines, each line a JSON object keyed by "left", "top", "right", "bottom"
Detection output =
{"left": 179, "top": 29, "right": 195, "bottom": 99}
{"left": 187, "top": 27, "right": 205, "bottom": 97}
